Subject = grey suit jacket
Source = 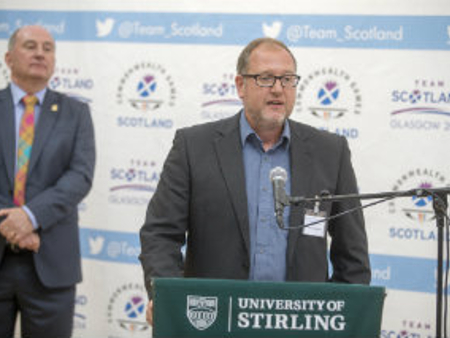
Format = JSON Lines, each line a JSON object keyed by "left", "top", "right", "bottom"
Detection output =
{"left": 139, "top": 112, "right": 370, "bottom": 296}
{"left": 0, "top": 86, "right": 95, "bottom": 288}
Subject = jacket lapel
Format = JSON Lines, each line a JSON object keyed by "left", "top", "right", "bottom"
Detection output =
{"left": 213, "top": 114, "right": 250, "bottom": 254}
{"left": 28, "top": 90, "right": 59, "bottom": 175}
{"left": 287, "top": 121, "right": 314, "bottom": 261}
{"left": 0, "top": 87, "right": 17, "bottom": 188}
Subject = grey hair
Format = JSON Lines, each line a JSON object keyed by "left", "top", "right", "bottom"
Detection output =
{"left": 8, "top": 27, "right": 21, "bottom": 51}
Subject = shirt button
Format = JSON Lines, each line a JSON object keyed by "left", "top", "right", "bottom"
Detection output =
{"left": 262, "top": 186, "right": 268, "bottom": 192}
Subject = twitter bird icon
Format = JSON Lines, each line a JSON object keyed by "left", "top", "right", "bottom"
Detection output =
{"left": 89, "top": 235, "right": 105, "bottom": 255}
{"left": 263, "top": 21, "right": 283, "bottom": 39}
{"left": 96, "top": 18, "right": 115, "bottom": 37}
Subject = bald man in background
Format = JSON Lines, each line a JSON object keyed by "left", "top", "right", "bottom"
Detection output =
{"left": 0, "top": 25, "right": 95, "bottom": 337}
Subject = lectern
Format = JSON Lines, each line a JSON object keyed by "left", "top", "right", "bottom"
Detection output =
{"left": 152, "top": 278, "right": 385, "bottom": 338}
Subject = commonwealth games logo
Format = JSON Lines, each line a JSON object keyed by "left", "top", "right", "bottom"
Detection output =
{"left": 117, "top": 62, "right": 176, "bottom": 112}
{"left": 388, "top": 168, "right": 450, "bottom": 242}
{"left": 389, "top": 168, "right": 447, "bottom": 223}
{"left": 107, "top": 283, "right": 149, "bottom": 333}
{"left": 295, "top": 67, "right": 362, "bottom": 120}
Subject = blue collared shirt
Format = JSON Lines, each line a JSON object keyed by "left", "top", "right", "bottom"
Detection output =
{"left": 240, "top": 112, "right": 291, "bottom": 282}
{"left": 10, "top": 82, "right": 46, "bottom": 229}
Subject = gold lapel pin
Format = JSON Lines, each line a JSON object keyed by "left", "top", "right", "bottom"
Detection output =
{"left": 51, "top": 104, "right": 58, "bottom": 112}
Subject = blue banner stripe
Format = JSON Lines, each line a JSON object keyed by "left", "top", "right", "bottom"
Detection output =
{"left": 0, "top": 10, "right": 449, "bottom": 50}
{"left": 79, "top": 227, "right": 448, "bottom": 294}
{"left": 80, "top": 227, "right": 141, "bottom": 265}
{"left": 369, "top": 253, "right": 445, "bottom": 294}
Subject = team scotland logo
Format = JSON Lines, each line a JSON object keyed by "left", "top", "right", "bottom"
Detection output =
{"left": 49, "top": 67, "right": 94, "bottom": 104}
{"left": 201, "top": 73, "right": 242, "bottom": 121}
{"left": 381, "top": 319, "right": 433, "bottom": 338}
{"left": 390, "top": 79, "right": 450, "bottom": 131}
{"left": 109, "top": 159, "right": 159, "bottom": 206}
{"left": 186, "top": 295, "right": 218, "bottom": 331}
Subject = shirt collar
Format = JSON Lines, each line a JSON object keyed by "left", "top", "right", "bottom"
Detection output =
{"left": 239, "top": 110, "right": 291, "bottom": 149}
{"left": 10, "top": 82, "right": 47, "bottom": 106}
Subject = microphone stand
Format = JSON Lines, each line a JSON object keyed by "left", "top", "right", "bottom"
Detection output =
{"left": 280, "top": 187, "right": 450, "bottom": 338}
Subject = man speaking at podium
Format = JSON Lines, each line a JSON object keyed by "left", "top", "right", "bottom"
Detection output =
{"left": 139, "top": 37, "right": 371, "bottom": 324}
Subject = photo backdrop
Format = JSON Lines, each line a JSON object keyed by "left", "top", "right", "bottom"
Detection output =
{"left": 1, "top": 1, "right": 449, "bottom": 337}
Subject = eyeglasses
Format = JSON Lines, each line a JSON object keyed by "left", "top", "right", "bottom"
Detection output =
{"left": 242, "top": 74, "right": 301, "bottom": 88}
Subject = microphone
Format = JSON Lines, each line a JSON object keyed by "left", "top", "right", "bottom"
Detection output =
{"left": 269, "top": 167, "right": 289, "bottom": 228}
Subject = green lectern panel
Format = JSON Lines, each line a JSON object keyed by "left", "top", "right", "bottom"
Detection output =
{"left": 153, "top": 278, "right": 385, "bottom": 338}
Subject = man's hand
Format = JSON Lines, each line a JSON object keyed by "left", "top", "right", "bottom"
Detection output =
{"left": 0, "top": 208, "right": 34, "bottom": 244}
{"left": 146, "top": 300, "right": 154, "bottom": 326}
{"left": 17, "top": 232, "right": 41, "bottom": 252}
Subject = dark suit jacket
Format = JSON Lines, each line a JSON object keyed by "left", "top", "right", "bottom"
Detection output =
{"left": 139, "top": 112, "right": 370, "bottom": 296}
{"left": 0, "top": 86, "right": 95, "bottom": 288}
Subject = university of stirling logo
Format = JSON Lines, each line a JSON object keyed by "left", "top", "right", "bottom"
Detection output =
{"left": 186, "top": 295, "right": 218, "bottom": 330}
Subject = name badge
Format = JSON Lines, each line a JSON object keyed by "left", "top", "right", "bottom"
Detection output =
{"left": 303, "top": 203, "right": 327, "bottom": 238}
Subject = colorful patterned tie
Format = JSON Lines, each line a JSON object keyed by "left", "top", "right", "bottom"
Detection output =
{"left": 13, "top": 95, "right": 38, "bottom": 206}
